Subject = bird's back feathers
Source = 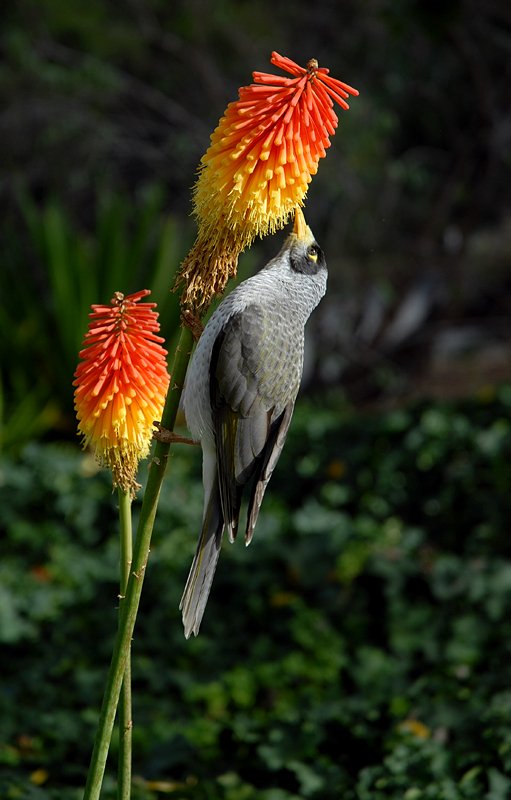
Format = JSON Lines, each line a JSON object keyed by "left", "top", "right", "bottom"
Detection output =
{"left": 210, "top": 304, "right": 302, "bottom": 539}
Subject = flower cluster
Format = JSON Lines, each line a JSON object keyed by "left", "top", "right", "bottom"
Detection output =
{"left": 74, "top": 290, "right": 169, "bottom": 494}
{"left": 176, "top": 51, "right": 358, "bottom": 310}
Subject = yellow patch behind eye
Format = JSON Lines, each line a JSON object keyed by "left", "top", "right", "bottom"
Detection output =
{"left": 307, "top": 246, "right": 319, "bottom": 262}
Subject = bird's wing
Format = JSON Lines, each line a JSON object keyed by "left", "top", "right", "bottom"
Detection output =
{"left": 210, "top": 303, "right": 301, "bottom": 542}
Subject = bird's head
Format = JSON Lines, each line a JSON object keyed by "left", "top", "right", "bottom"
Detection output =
{"left": 276, "top": 206, "right": 327, "bottom": 277}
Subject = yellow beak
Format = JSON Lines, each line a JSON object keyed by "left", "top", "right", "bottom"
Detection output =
{"left": 293, "top": 205, "right": 315, "bottom": 245}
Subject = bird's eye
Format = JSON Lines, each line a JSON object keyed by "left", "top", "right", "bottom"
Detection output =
{"left": 307, "top": 245, "right": 319, "bottom": 262}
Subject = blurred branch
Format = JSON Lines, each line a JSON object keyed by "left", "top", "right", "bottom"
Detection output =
{"left": 126, "top": 0, "right": 229, "bottom": 108}
{"left": 35, "top": 38, "right": 210, "bottom": 141}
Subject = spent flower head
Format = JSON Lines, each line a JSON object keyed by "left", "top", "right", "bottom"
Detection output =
{"left": 176, "top": 51, "right": 358, "bottom": 310}
{"left": 74, "top": 290, "right": 169, "bottom": 495}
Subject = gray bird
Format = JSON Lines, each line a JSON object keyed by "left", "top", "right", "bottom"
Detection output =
{"left": 181, "top": 207, "right": 327, "bottom": 637}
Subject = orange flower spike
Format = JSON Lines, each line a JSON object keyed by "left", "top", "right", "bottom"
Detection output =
{"left": 176, "top": 51, "right": 358, "bottom": 310}
{"left": 74, "top": 290, "right": 170, "bottom": 495}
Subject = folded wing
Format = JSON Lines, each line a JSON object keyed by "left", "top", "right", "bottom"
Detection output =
{"left": 210, "top": 303, "right": 301, "bottom": 543}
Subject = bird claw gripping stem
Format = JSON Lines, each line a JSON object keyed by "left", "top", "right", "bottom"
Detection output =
{"left": 152, "top": 421, "right": 199, "bottom": 446}
{"left": 181, "top": 309, "right": 204, "bottom": 343}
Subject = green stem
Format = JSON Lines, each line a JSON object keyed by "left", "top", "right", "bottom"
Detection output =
{"left": 83, "top": 323, "right": 194, "bottom": 800}
{"left": 117, "top": 487, "right": 133, "bottom": 800}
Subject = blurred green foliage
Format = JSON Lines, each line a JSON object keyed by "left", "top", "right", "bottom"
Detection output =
{"left": 3, "top": 389, "right": 511, "bottom": 798}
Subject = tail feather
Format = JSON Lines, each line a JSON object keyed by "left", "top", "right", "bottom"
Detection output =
{"left": 246, "top": 402, "right": 295, "bottom": 545}
{"left": 180, "top": 478, "right": 224, "bottom": 638}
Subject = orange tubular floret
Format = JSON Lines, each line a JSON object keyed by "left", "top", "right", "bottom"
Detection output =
{"left": 270, "top": 52, "right": 307, "bottom": 77}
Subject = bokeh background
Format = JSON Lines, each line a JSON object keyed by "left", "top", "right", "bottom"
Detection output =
{"left": 2, "top": 1, "right": 511, "bottom": 798}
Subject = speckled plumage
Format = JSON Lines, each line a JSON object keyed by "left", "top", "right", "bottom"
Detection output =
{"left": 181, "top": 220, "right": 327, "bottom": 637}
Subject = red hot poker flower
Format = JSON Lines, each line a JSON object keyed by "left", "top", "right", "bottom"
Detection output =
{"left": 74, "top": 290, "right": 169, "bottom": 494}
{"left": 176, "top": 51, "right": 359, "bottom": 310}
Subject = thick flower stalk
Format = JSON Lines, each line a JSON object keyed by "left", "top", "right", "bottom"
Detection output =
{"left": 175, "top": 51, "right": 359, "bottom": 310}
{"left": 74, "top": 290, "right": 170, "bottom": 494}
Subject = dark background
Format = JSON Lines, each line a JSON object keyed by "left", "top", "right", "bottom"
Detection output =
{"left": 2, "top": 0, "right": 511, "bottom": 450}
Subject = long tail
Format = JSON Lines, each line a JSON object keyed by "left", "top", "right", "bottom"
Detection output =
{"left": 180, "top": 475, "right": 224, "bottom": 638}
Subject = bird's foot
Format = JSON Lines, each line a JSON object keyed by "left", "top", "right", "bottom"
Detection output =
{"left": 181, "top": 309, "right": 204, "bottom": 342}
{"left": 152, "top": 421, "right": 199, "bottom": 446}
